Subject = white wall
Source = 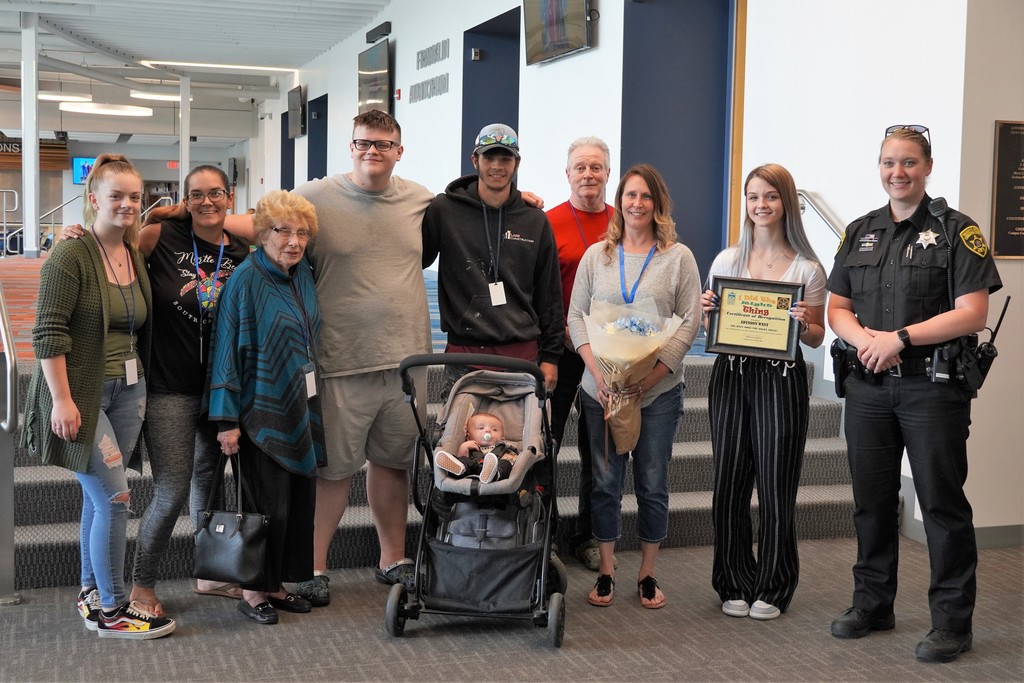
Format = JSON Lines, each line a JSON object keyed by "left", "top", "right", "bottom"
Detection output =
{"left": 743, "top": 0, "right": 1023, "bottom": 533}
{"left": 256, "top": 0, "right": 624, "bottom": 207}
{"left": 959, "top": 0, "right": 1024, "bottom": 531}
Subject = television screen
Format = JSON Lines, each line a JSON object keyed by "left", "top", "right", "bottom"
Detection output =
{"left": 287, "top": 85, "right": 306, "bottom": 139}
{"left": 524, "top": 0, "right": 592, "bottom": 65}
{"left": 358, "top": 39, "right": 392, "bottom": 115}
{"left": 72, "top": 157, "right": 96, "bottom": 185}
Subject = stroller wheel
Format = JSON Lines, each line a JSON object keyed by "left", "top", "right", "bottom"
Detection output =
{"left": 385, "top": 583, "right": 408, "bottom": 637}
{"left": 547, "top": 592, "right": 565, "bottom": 648}
{"left": 548, "top": 555, "right": 569, "bottom": 597}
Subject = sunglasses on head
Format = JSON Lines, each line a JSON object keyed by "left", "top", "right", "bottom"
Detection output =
{"left": 477, "top": 132, "right": 518, "bottom": 148}
{"left": 885, "top": 124, "right": 930, "bottom": 144}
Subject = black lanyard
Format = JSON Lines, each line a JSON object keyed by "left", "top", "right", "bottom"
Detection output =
{"left": 91, "top": 227, "right": 137, "bottom": 351}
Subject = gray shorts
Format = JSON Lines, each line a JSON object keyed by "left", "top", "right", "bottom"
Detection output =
{"left": 318, "top": 368, "right": 424, "bottom": 480}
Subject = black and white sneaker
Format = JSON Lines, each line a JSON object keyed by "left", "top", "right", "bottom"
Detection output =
{"left": 97, "top": 601, "right": 175, "bottom": 640}
{"left": 76, "top": 588, "right": 101, "bottom": 631}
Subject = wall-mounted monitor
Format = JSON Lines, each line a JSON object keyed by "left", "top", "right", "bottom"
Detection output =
{"left": 288, "top": 85, "right": 307, "bottom": 139}
{"left": 72, "top": 157, "right": 96, "bottom": 185}
{"left": 524, "top": 0, "right": 593, "bottom": 65}
{"left": 358, "top": 38, "right": 392, "bottom": 115}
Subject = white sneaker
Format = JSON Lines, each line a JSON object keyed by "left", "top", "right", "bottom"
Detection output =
{"left": 722, "top": 599, "right": 750, "bottom": 617}
{"left": 435, "top": 450, "right": 466, "bottom": 476}
{"left": 749, "top": 600, "right": 781, "bottom": 620}
{"left": 479, "top": 453, "right": 500, "bottom": 483}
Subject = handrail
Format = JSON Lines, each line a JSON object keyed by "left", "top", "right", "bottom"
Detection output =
{"left": 797, "top": 189, "right": 845, "bottom": 239}
{"left": 39, "top": 195, "right": 81, "bottom": 223}
{"left": 0, "top": 189, "right": 18, "bottom": 215}
{"left": 0, "top": 277, "right": 22, "bottom": 605}
{"left": 0, "top": 281, "right": 15, "bottom": 434}
{"left": 1, "top": 190, "right": 18, "bottom": 260}
{"left": 141, "top": 196, "right": 173, "bottom": 222}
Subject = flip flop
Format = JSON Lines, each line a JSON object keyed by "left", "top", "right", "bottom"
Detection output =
{"left": 587, "top": 573, "right": 614, "bottom": 606}
{"left": 193, "top": 581, "right": 244, "bottom": 599}
{"left": 638, "top": 575, "right": 666, "bottom": 609}
{"left": 374, "top": 558, "right": 415, "bottom": 588}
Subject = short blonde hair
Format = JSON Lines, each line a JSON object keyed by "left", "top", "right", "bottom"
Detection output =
{"left": 252, "top": 190, "right": 319, "bottom": 244}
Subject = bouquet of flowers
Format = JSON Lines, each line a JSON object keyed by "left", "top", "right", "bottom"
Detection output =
{"left": 584, "top": 298, "right": 683, "bottom": 454}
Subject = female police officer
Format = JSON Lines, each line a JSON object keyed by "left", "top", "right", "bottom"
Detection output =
{"left": 826, "top": 125, "right": 1001, "bottom": 663}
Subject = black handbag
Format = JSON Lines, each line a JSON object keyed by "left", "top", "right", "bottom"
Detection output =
{"left": 193, "top": 453, "right": 269, "bottom": 586}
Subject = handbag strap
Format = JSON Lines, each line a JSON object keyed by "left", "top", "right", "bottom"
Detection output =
{"left": 199, "top": 451, "right": 260, "bottom": 516}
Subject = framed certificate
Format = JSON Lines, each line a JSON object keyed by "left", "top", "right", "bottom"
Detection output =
{"left": 706, "top": 276, "right": 805, "bottom": 361}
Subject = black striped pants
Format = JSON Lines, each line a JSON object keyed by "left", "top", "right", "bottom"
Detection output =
{"left": 709, "top": 353, "right": 808, "bottom": 611}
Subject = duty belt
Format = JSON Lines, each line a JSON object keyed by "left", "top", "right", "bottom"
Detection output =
{"left": 847, "top": 348, "right": 933, "bottom": 379}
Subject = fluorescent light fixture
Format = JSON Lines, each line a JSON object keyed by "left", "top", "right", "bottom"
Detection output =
{"left": 130, "top": 89, "right": 193, "bottom": 102}
{"left": 59, "top": 102, "right": 154, "bottom": 116}
{"left": 38, "top": 90, "right": 92, "bottom": 102}
{"left": 141, "top": 59, "right": 296, "bottom": 73}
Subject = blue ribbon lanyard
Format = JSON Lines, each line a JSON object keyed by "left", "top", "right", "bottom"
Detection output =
{"left": 191, "top": 231, "right": 225, "bottom": 364}
{"left": 91, "top": 227, "right": 136, "bottom": 351}
{"left": 618, "top": 243, "right": 657, "bottom": 304}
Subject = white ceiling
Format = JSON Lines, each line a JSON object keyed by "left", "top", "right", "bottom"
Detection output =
{"left": 0, "top": 0, "right": 393, "bottom": 146}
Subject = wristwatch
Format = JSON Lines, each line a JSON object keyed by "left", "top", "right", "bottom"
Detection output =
{"left": 897, "top": 328, "right": 911, "bottom": 347}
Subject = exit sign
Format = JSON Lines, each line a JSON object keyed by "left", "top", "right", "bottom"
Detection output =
{"left": 167, "top": 160, "right": 179, "bottom": 169}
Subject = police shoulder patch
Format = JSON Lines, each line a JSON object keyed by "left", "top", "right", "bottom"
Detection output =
{"left": 959, "top": 225, "right": 988, "bottom": 258}
{"left": 835, "top": 230, "right": 846, "bottom": 255}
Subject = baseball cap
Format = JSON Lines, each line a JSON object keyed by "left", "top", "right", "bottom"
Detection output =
{"left": 473, "top": 123, "right": 520, "bottom": 158}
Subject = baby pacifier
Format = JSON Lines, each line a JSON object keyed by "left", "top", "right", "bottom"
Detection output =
{"left": 482, "top": 433, "right": 492, "bottom": 442}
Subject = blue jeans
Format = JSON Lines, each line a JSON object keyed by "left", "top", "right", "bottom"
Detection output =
{"left": 76, "top": 377, "right": 146, "bottom": 610}
{"left": 582, "top": 383, "right": 683, "bottom": 543}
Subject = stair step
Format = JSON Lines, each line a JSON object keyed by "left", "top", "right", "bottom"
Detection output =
{"left": 13, "top": 486, "right": 855, "bottom": 590}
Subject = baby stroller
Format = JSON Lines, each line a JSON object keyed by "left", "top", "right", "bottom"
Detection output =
{"left": 385, "top": 353, "right": 568, "bottom": 647}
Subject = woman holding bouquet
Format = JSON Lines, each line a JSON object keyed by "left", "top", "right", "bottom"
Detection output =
{"left": 702, "top": 164, "right": 826, "bottom": 621}
{"left": 568, "top": 164, "right": 701, "bottom": 609}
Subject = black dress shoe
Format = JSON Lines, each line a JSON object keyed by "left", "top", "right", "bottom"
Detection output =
{"left": 237, "top": 600, "right": 279, "bottom": 624}
{"left": 915, "top": 628, "right": 972, "bottom": 663}
{"left": 830, "top": 606, "right": 895, "bottom": 639}
{"left": 268, "top": 593, "right": 312, "bottom": 613}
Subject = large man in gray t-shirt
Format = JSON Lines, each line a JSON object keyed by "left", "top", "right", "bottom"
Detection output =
{"left": 293, "top": 110, "right": 433, "bottom": 602}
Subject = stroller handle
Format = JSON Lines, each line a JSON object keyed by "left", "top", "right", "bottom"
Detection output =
{"left": 398, "top": 353, "right": 548, "bottom": 399}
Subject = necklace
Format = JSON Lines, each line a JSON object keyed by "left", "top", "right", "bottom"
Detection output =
{"left": 756, "top": 248, "right": 787, "bottom": 270}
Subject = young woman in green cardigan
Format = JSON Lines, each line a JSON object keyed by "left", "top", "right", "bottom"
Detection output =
{"left": 22, "top": 154, "right": 175, "bottom": 640}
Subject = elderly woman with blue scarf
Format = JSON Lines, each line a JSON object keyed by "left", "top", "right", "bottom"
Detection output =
{"left": 207, "top": 189, "right": 324, "bottom": 625}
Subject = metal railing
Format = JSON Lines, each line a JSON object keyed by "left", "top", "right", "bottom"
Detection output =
{"left": 38, "top": 196, "right": 82, "bottom": 252}
{"left": 141, "top": 196, "right": 173, "bottom": 222}
{"left": 0, "top": 279, "right": 22, "bottom": 605}
{"left": 1, "top": 190, "right": 18, "bottom": 259}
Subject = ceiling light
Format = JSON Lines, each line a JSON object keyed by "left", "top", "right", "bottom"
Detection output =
{"left": 142, "top": 59, "right": 296, "bottom": 73}
{"left": 38, "top": 90, "right": 92, "bottom": 102}
{"left": 59, "top": 102, "right": 154, "bottom": 117}
{"left": 130, "top": 89, "right": 193, "bottom": 102}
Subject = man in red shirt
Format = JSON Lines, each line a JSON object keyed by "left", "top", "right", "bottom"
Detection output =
{"left": 546, "top": 137, "right": 614, "bottom": 571}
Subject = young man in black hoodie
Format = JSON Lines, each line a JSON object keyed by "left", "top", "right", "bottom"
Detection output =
{"left": 422, "top": 123, "right": 563, "bottom": 396}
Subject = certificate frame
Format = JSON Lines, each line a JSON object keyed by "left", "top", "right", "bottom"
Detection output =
{"left": 706, "top": 276, "right": 805, "bottom": 361}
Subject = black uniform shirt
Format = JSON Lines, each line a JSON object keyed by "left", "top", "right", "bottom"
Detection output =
{"left": 827, "top": 195, "right": 1002, "bottom": 336}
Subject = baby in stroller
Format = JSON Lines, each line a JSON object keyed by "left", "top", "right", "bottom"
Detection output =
{"left": 435, "top": 411, "right": 520, "bottom": 484}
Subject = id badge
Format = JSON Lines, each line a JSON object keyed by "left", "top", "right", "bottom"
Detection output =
{"left": 304, "top": 363, "right": 317, "bottom": 398}
{"left": 488, "top": 281, "right": 507, "bottom": 306}
{"left": 125, "top": 357, "right": 139, "bottom": 386}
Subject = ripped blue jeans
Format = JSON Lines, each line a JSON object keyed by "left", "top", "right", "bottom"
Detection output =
{"left": 75, "top": 377, "right": 146, "bottom": 610}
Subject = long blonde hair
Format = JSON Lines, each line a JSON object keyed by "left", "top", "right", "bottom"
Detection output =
{"left": 602, "top": 163, "right": 677, "bottom": 263}
{"left": 83, "top": 153, "right": 143, "bottom": 248}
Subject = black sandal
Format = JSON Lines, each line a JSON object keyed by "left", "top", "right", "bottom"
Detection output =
{"left": 637, "top": 575, "right": 665, "bottom": 609}
{"left": 587, "top": 573, "right": 614, "bottom": 606}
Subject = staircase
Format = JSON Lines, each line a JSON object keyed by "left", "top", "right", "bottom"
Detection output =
{"left": 4, "top": 260, "right": 854, "bottom": 590}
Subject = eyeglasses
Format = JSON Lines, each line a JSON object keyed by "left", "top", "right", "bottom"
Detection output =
{"left": 352, "top": 139, "right": 398, "bottom": 151}
{"left": 477, "top": 132, "right": 518, "bottom": 148}
{"left": 187, "top": 188, "right": 228, "bottom": 203}
{"left": 885, "top": 124, "right": 930, "bottom": 144}
{"left": 271, "top": 226, "right": 311, "bottom": 240}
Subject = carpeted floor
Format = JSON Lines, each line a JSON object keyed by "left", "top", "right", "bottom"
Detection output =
{"left": 0, "top": 537, "right": 1020, "bottom": 682}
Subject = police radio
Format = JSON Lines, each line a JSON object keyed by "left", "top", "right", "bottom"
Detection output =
{"left": 927, "top": 197, "right": 1009, "bottom": 392}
